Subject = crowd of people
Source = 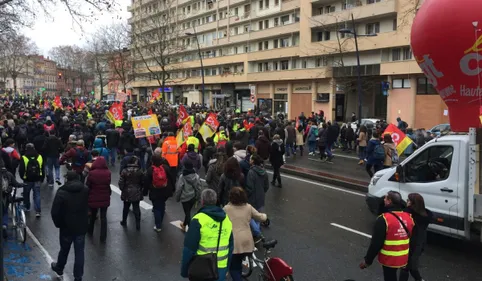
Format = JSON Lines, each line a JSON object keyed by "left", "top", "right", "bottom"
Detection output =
{"left": 0, "top": 96, "right": 436, "bottom": 281}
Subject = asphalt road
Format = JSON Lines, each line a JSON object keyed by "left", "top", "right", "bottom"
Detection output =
{"left": 4, "top": 162, "right": 482, "bottom": 281}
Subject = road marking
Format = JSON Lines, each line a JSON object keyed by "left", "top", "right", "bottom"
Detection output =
{"left": 266, "top": 171, "right": 365, "bottom": 197}
{"left": 330, "top": 223, "right": 372, "bottom": 239}
{"left": 27, "top": 227, "right": 71, "bottom": 281}
{"left": 110, "top": 184, "right": 153, "bottom": 210}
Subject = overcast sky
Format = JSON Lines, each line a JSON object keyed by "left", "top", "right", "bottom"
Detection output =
{"left": 23, "top": 0, "right": 131, "bottom": 56}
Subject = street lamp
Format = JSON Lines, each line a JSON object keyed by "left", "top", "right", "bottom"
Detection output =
{"left": 186, "top": 24, "right": 205, "bottom": 106}
{"left": 339, "top": 14, "right": 377, "bottom": 127}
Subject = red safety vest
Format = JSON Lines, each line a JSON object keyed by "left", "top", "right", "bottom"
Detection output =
{"left": 378, "top": 211, "right": 414, "bottom": 268}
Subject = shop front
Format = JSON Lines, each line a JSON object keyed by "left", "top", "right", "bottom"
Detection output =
{"left": 290, "top": 83, "right": 313, "bottom": 119}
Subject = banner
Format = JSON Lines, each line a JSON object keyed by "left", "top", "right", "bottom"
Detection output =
{"left": 199, "top": 113, "right": 219, "bottom": 142}
{"left": 150, "top": 89, "right": 160, "bottom": 103}
{"left": 54, "top": 96, "right": 62, "bottom": 109}
{"left": 131, "top": 114, "right": 161, "bottom": 138}
{"left": 74, "top": 98, "right": 80, "bottom": 109}
{"left": 176, "top": 105, "right": 189, "bottom": 126}
{"left": 183, "top": 120, "right": 193, "bottom": 139}
{"left": 383, "top": 124, "right": 413, "bottom": 156}
{"left": 106, "top": 102, "right": 124, "bottom": 124}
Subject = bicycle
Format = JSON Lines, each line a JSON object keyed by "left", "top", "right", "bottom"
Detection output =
{"left": 242, "top": 239, "right": 294, "bottom": 281}
{"left": 10, "top": 184, "right": 27, "bottom": 243}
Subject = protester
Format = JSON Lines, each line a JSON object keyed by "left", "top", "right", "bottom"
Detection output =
{"left": 19, "top": 143, "right": 45, "bottom": 217}
{"left": 60, "top": 140, "right": 90, "bottom": 181}
{"left": 357, "top": 125, "right": 368, "bottom": 165}
{"left": 1, "top": 162, "right": 23, "bottom": 239}
{"left": 43, "top": 131, "right": 63, "bottom": 186}
{"left": 181, "top": 144, "right": 202, "bottom": 172}
{"left": 245, "top": 154, "right": 269, "bottom": 240}
{"left": 175, "top": 161, "right": 201, "bottom": 232}
{"left": 269, "top": 134, "right": 284, "bottom": 188}
{"left": 255, "top": 131, "right": 271, "bottom": 161}
{"left": 205, "top": 150, "right": 227, "bottom": 195}
{"left": 119, "top": 156, "right": 144, "bottom": 230}
{"left": 218, "top": 157, "right": 244, "bottom": 206}
{"left": 366, "top": 131, "right": 384, "bottom": 178}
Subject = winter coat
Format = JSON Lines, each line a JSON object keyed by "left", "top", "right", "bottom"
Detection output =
{"left": 202, "top": 144, "right": 216, "bottom": 168}
{"left": 366, "top": 138, "right": 383, "bottom": 166}
{"left": 285, "top": 125, "right": 296, "bottom": 144}
{"left": 269, "top": 140, "right": 285, "bottom": 168}
{"left": 51, "top": 179, "right": 89, "bottom": 235}
{"left": 295, "top": 128, "right": 304, "bottom": 146}
{"left": 59, "top": 146, "right": 91, "bottom": 174}
{"left": 317, "top": 128, "right": 327, "bottom": 147}
{"left": 274, "top": 127, "right": 285, "bottom": 141}
{"left": 33, "top": 134, "right": 46, "bottom": 156}
{"left": 175, "top": 171, "right": 201, "bottom": 203}
{"left": 345, "top": 127, "right": 355, "bottom": 141}
{"left": 223, "top": 203, "right": 267, "bottom": 254}
{"left": 93, "top": 138, "right": 110, "bottom": 163}
{"left": 383, "top": 142, "right": 397, "bottom": 167}
{"left": 235, "top": 130, "right": 250, "bottom": 148}
{"left": 255, "top": 136, "right": 271, "bottom": 160}
{"left": 205, "top": 159, "right": 222, "bottom": 193}
{"left": 119, "top": 130, "right": 136, "bottom": 152}
{"left": 245, "top": 165, "right": 269, "bottom": 210}
{"left": 218, "top": 173, "right": 244, "bottom": 206}
{"left": 85, "top": 157, "right": 112, "bottom": 208}
{"left": 326, "top": 124, "right": 339, "bottom": 145}
{"left": 118, "top": 164, "right": 144, "bottom": 202}
{"left": 19, "top": 148, "right": 45, "bottom": 183}
{"left": 307, "top": 125, "right": 318, "bottom": 142}
{"left": 404, "top": 207, "right": 433, "bottom": 261}
{"left": 42, "top": 135, "right": 63, "bottom": 158}
{"left": 145, "top": 162, "right": 175, "bottom": 201}
{"left": 358, "top": 131, "right": 367, "bottom": 147}
{"left": 234, "top": 150, "right": 250, "bottom": 179}
{"left": 105, "top": 128, "right": 120, "bottom": 149}
{"left": 181, "top": 151, "right": 202, "bottom": 172}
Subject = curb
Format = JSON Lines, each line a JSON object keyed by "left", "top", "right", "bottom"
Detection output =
{"left": 265, "top": 163, "right": 369, "bottom": 193}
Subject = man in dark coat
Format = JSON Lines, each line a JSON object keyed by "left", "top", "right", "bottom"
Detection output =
{"left": 105, "top": 124, "right": 120, "bottom": 167}
{"left": 51, "top": 171, "right": 89, "bottom": 281}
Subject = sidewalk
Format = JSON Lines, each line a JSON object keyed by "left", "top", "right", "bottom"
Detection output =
{"left": 268, "top": 150, "right": 371, "bottom": 192}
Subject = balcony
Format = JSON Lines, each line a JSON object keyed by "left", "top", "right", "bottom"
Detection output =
{"left": 219, "top": 22, "right": 299, "bottom": 45}
{"left": 310, "top": 0, "right": 396, "bottom": 28}
{"left": 247, "top": 67, "right": 332, "bottom": 82}
{"left": 281, "top": 0, "right": 299, "bottom": 12}
{"left": 380, "top": 60, "right": 422, "bottom": 75}
{"left": 247, "top": 46, "right": 301, "bottom": 61}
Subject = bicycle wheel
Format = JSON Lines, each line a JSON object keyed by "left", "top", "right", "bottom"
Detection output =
{"left": 16, "top": 207, "right": 27, "bottom": 243}
{"left": 241, "top": 255, "right": 253, "bottom": 278}
{"left": 280, "top": 275, "right": 294, "bottom": 281}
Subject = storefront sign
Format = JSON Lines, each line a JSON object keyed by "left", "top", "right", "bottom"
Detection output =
{"left": 275, "top": 87, "right": 288, "bottom": 92}
{"left": 293, "top": 85, "right": 312, "bottom": 93}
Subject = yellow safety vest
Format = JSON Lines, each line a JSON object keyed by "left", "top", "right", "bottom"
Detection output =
{"left": 22, "top": 155, "right": 43, "bottom": 179}
{"left": 213, "top": 132, "right": 229, "bottom": 144}
{"left": 186, "top": 136, "right": 200, "bottom": 153}
{"left": 194, "top": 212, "right": 233, "bottom": 269}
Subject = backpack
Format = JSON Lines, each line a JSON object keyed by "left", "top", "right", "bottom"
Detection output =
{"left": 373, "top": 144, "right": 385, "bottom": 160}
{"left": 17, "top": 126, "right": 27, "bottom": 140}
{"left": 73, "top": 148, "right": 87, "bottom": 167}
{"left": 312, "top": 127, "right": 319, "bottom": 136}
{"left": 25, "top": 156, "right": 41, "bottom": 180}
{"left": 391, "top": 148, "right": 400, "bottom": 163}
{"left": 152, "top": 165, "right": 168, "bottom": 188}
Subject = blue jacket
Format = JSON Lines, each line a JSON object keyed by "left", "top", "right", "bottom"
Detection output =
{"left": 307, "top": 125, "right": 318, "bottom": 142}
{"left": 92, "top": 138, "right": 110, "bottom": 163}
{"left": 366, "top": 138, "right": 383, "bottom": 165}
{"left": 181, "top": 205, "right": 233, "bottom": 280}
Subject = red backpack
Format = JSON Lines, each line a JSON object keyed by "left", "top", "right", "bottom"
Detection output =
{"left": 152, "top": 165, "right": 168, "bottom": 188}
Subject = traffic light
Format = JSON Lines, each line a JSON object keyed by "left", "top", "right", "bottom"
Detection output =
{"left": 58, "top": 72, "right": 62, "bottom": 79}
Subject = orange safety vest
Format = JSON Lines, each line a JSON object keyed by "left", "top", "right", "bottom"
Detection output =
{"left": 378, "top": 211, "right": 414, "bottom": 268}
{"left": 162, "top": 136, "right": 178, "bottom": 167}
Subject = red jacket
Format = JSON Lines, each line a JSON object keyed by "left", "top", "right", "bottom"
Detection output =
{"left": 85, "top": 157, "right": 112, "bottom": 208}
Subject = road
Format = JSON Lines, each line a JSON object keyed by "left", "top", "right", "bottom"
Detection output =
{"left": 4, "top": 163, "right": 482, "bottom": 281}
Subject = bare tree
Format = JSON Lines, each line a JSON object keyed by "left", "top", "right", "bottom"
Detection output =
{"left": 86, "top": 35, "right": 109, "bottom": 100}
{"left": 131, "top": 0, "right": 187, "bottom": 100}
{"left": 0, "top": 33, "right": 37, "bottom": 94}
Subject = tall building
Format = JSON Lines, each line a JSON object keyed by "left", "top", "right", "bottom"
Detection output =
{"left": 129, "top": 0, "right": 446, "bottom": 129}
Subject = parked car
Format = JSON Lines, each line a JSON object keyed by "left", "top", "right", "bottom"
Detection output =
{"left": 428, "top": 123, "right": 451, "bottom": 136}
{"left": 350, "top": 118, "right": 380, "bottom": 131}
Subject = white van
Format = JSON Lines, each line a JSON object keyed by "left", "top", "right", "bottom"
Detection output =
{"left": 366, "top": 128, "right": 482, "bottom": 241}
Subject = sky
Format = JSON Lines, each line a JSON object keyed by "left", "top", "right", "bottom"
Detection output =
{"left": 22, "top": 0, "right": 131, "bottom": 56}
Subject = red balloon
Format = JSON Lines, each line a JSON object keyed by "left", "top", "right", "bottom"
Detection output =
{"left": 411, "top": 0, "right": 482, "bottom": 132}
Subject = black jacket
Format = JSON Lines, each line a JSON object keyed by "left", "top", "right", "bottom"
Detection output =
{"left": 43, "top": 135, "right": 63, "bottom": 158}
{"left": 51, "top": 179, "right": 89, "bottom": 235}
{"left": 269, "top": 140, "right": 285, "bottom": 168}
{"left": 145, "top": 161, "right": 175, "bottom": 201}
{"left": 405, "top": 207, "right": 433, "bottom": 258}
{"left": 202, "top": 144, "right": 216, "bottom": 168}
{"left": 105, "top": 128, "right": 120, "bottom": 149}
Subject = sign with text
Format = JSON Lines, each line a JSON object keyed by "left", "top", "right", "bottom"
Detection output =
{"left": 131, "top": 114, "right": 161, "bottom": 138}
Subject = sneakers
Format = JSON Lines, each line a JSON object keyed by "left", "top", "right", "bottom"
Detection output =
{"left": 153, "top": 226, "right": 162, "bottom": 232}
{"left": 179, "top": 222, "right": 186, "bottom": 233}
{"left": 308, "top": 152, "right": 314, "bottom": 156}
{"left": 35, "top": 212, "right": 41, "bottom": 218}
{"left": 55, "top": 179, "right": 62, "bottom": 185}
{"left": 51, "top": 262, "right": 63, "bottom": 276}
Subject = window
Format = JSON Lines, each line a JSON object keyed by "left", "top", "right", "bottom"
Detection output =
{"left": 265, "top": 19, "right": 269, "bottom": 28}
{"left": 404, "top": 145, "right": 453, "bottom": 182}
{"left": 403, "top": 47, "right": 412, "bottom": 60}
{"left": 367, "top": 0, "right": 381, "bottom": 3}
{"left": 273, "top": 39, "right": 279, "bottom": 48}
{"left": 264, "top": 41, "right": 269, "bottom": 49}
{"left": 292, "top": 59, "right": 298, "bottom": 69}
{"left": 245, "top": 45, "right": 250, "bottom": 52}
{"left": 302, "top": 60, "right": 307, "bottom": 69}
{"left": 417, "top": 77, "right": 437, "bottom": 95}
{"left": 274, "top": 0, "right": 279, "bottom": 6}
{"left": 392, "top": 78, "right": 411, "bottom": 89}
{"left": 280, "top": 60, "right": 289, "bottom": 70}
{"left": 234, "top": 7, "right": 239, "bottom": 16}
{"left": 274, "top": 18, "right": 279, "bottom": 27}
{"left": 293, "top": 13, "right": 300, "bottom": 22}
{"left": 392, "top": 48, "right": 401, "bottom": 61}
{"left": 258, "top": 63, "right": 263, "bottom": 72}
{"left": 281, "top": 38, "right": 289, "bottom": 47}
{"left": 393, "top": 18, "right": 397, "bottom": 31}
{"left": 233, "top": 27, "right": 239, "bottom": 35}
{"left": 273, "top": 62, "right": 278, "bottom": 70}
{"left": 264, "top": 62, "right": 269, "bottom": 71}
{"left": 212, "top": 68, "right": 217, "bottom": 75}
{"left": 265, "top": 0, "right": 269, "bottom": 8}
{"left": 244, "top": 25, "right": 250, "bottom": 32}
{"left": 259, "top": 21, "right": 263, "bottom": 30}
{"left": 258, "top": 42, "right": 263, "bottom": 50}
{"left": 324, "top": 31, "right": 331, "bottom": 41}
{"left": 281, "top": 15, "right": 290, "bottom": 25}
{"left": 316, "top": 57, "right": 328, "bottom": 67}
{"left": 259, "top": 0, "right": 263, "bottom": 9}
{"left": 366, "top": 22, "right": 380, "bottom": 34}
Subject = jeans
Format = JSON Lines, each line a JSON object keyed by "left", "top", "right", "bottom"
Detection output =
{"left": 24, "top": 181, "right": 41, "bottom": 212}
{"left": 122, "top": 201, "right": 140, "bottom": 227}
{"left": 285, "top": 143, "right": 295, "bottom": 156}
{"left": 359, "top": 146, "right": 366, "bottom": 160}
{"left": 366, "top": 163, "right": 383, "bottom": 178}
{"left": 182, "top": 199, "right": 196, "bottom": 226}
{"left": 109, "top": 148, "right": 117, "bottom": 165}
{"left": 296, "top": 144, "right": 304, "bottom": 155}
{"left": 46, "top": 157, "right": 60, "bottom": 185}
{"left": 382, "top": 266, "right": 399, "bottom": 281}
{"left": 55, "top": 231, "right": 85, "bottom": 280}
{"left": 229, "top": 253, "right": 247, "bottom": 281}
{"left": 399, "top": 254, "right": 423, "bottom": 281}
{"left": 325, "top": 143, "right": 333, "bottom": 158}
{"left": 152, "top": 199, "right": 166, "bottom": 228}
{"left": 308, "top": 141, "right": 316, "bottom": 153}
{"left": 250, "top": 206, "right": 264, "bottom": 237}
{"left": 88, "top": 207, "right": 108, "bottom": 241}
{"left": 136, "top": 150, "right": 146, "bottom": 170}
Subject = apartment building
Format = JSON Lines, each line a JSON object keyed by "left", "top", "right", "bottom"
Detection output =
{"left": 129, "top": 0, "right": 447, "bottom": 129}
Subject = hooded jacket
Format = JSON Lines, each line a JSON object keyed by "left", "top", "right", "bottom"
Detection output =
{"left": 255, "top": 135, "right": 271, "bottom": 160}
{"left": 175, "top": 170, "right": 201, "bottom": 203}
{"left": 51, "top": 178, "right": 89, "bottom": 235}
{"left": 366, "top": 138, "right": 383, "bottom": 165}
{"left": 85, "top": 157, "right": 112, "bottom": 208}
{"left": 269, "top": 139, "right": 285, "bottom": 167}
{"left": 119, "top": 163, "right": 145, "bottom": 202}
{"left": 43, "top": 135, "right": 63, "bottom": 158}
{"left": 19, "top": 147, "right": 45, "bottom": 182}
{"left": 202, "top": 142, "right": 216, "bottom": 168}
{"left": 246, "top": 165, "right": 269, "bottom": 210}
{"left": 181, "top": 151, "right": 202, "bottom": 172}
{"left": 93, "top": 138, "right": 110, "bottom": 163}
{"left": 105, "top": 128, "right": 120, "bottom": 149}
{"left": 181, "top": 205, "right": 234, "bottom": 278}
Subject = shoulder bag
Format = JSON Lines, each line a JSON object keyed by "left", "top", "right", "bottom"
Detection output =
{"left": 388, "top": 211, "right": 411, "bottom": 238}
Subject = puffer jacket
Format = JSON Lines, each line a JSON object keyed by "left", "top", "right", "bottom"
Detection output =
{"left": 85, "top": 157, "right": 112, "bottom": 208}
{"left": 175, "top": 171, "right": 201, "bottom": 203}
{"left": 118, "top": 164, "right": 144, "bottom": 202}
{"left": 92, "top": 138, "right": 110, "bottom": 163}
{"left": 246, "top": 165, "right": 269, "bottom": 210}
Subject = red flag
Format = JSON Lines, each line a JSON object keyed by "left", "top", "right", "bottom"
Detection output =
{"left": 54, "top": 96, "right": 62, "bottom": 108}
{"left": 243, "top": 120, "right": 254, "bottom": 131}
{"left": 151, "top": 89, "right": 160, "bottom": 103}
{"left": 205, "top": 113, "right": 219, "bottom": 132}
{"left": 176, "top": 105, "right": 189, "bottom": 126}
{"left": 148, "top": 108, "right": 153, "bottom": 115}
{"left": 109, "top": 102, "right": 124, "bottom": 120}
{"left": 183, "top": 120, "right": 193, "bottom": 139}
{"left": 79, "top": 101, "right": 86, "bottom": 109}
{"left": 43, "top": 100, "right": 49, "bottom": 109}
{"left": 74, "top": 98, "right": 80, "bottom": 109}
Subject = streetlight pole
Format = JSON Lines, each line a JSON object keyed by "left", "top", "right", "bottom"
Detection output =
{"left": 186, "top": 23, "right": 205, "bottom": 107}
{"left": 339, "top": 14, "right": 377, "bottom": 127}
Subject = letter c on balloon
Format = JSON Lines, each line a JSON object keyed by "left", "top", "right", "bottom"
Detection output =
{"left": 460, "top": 52, "right": 482, "bottom": 76}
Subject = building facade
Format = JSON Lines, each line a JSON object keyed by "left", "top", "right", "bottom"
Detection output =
{"left": 129, "top": 0, "right": 446, "bottom": 129}
{"left": 56, "top": 67, "right": 94, "bottom": 97}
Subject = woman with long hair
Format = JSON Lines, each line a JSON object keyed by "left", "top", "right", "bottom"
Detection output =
{"left": 357, "top": 125, "right": 368, "bottom": 165}
{"left": 218, "top": 157, "right": 244, "bottom": 206}
{"left": 205, "top": 150, "right": 227, "bottom": 194}
{"left": 399, "top": 193, "right": 433, "bottom": 281}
